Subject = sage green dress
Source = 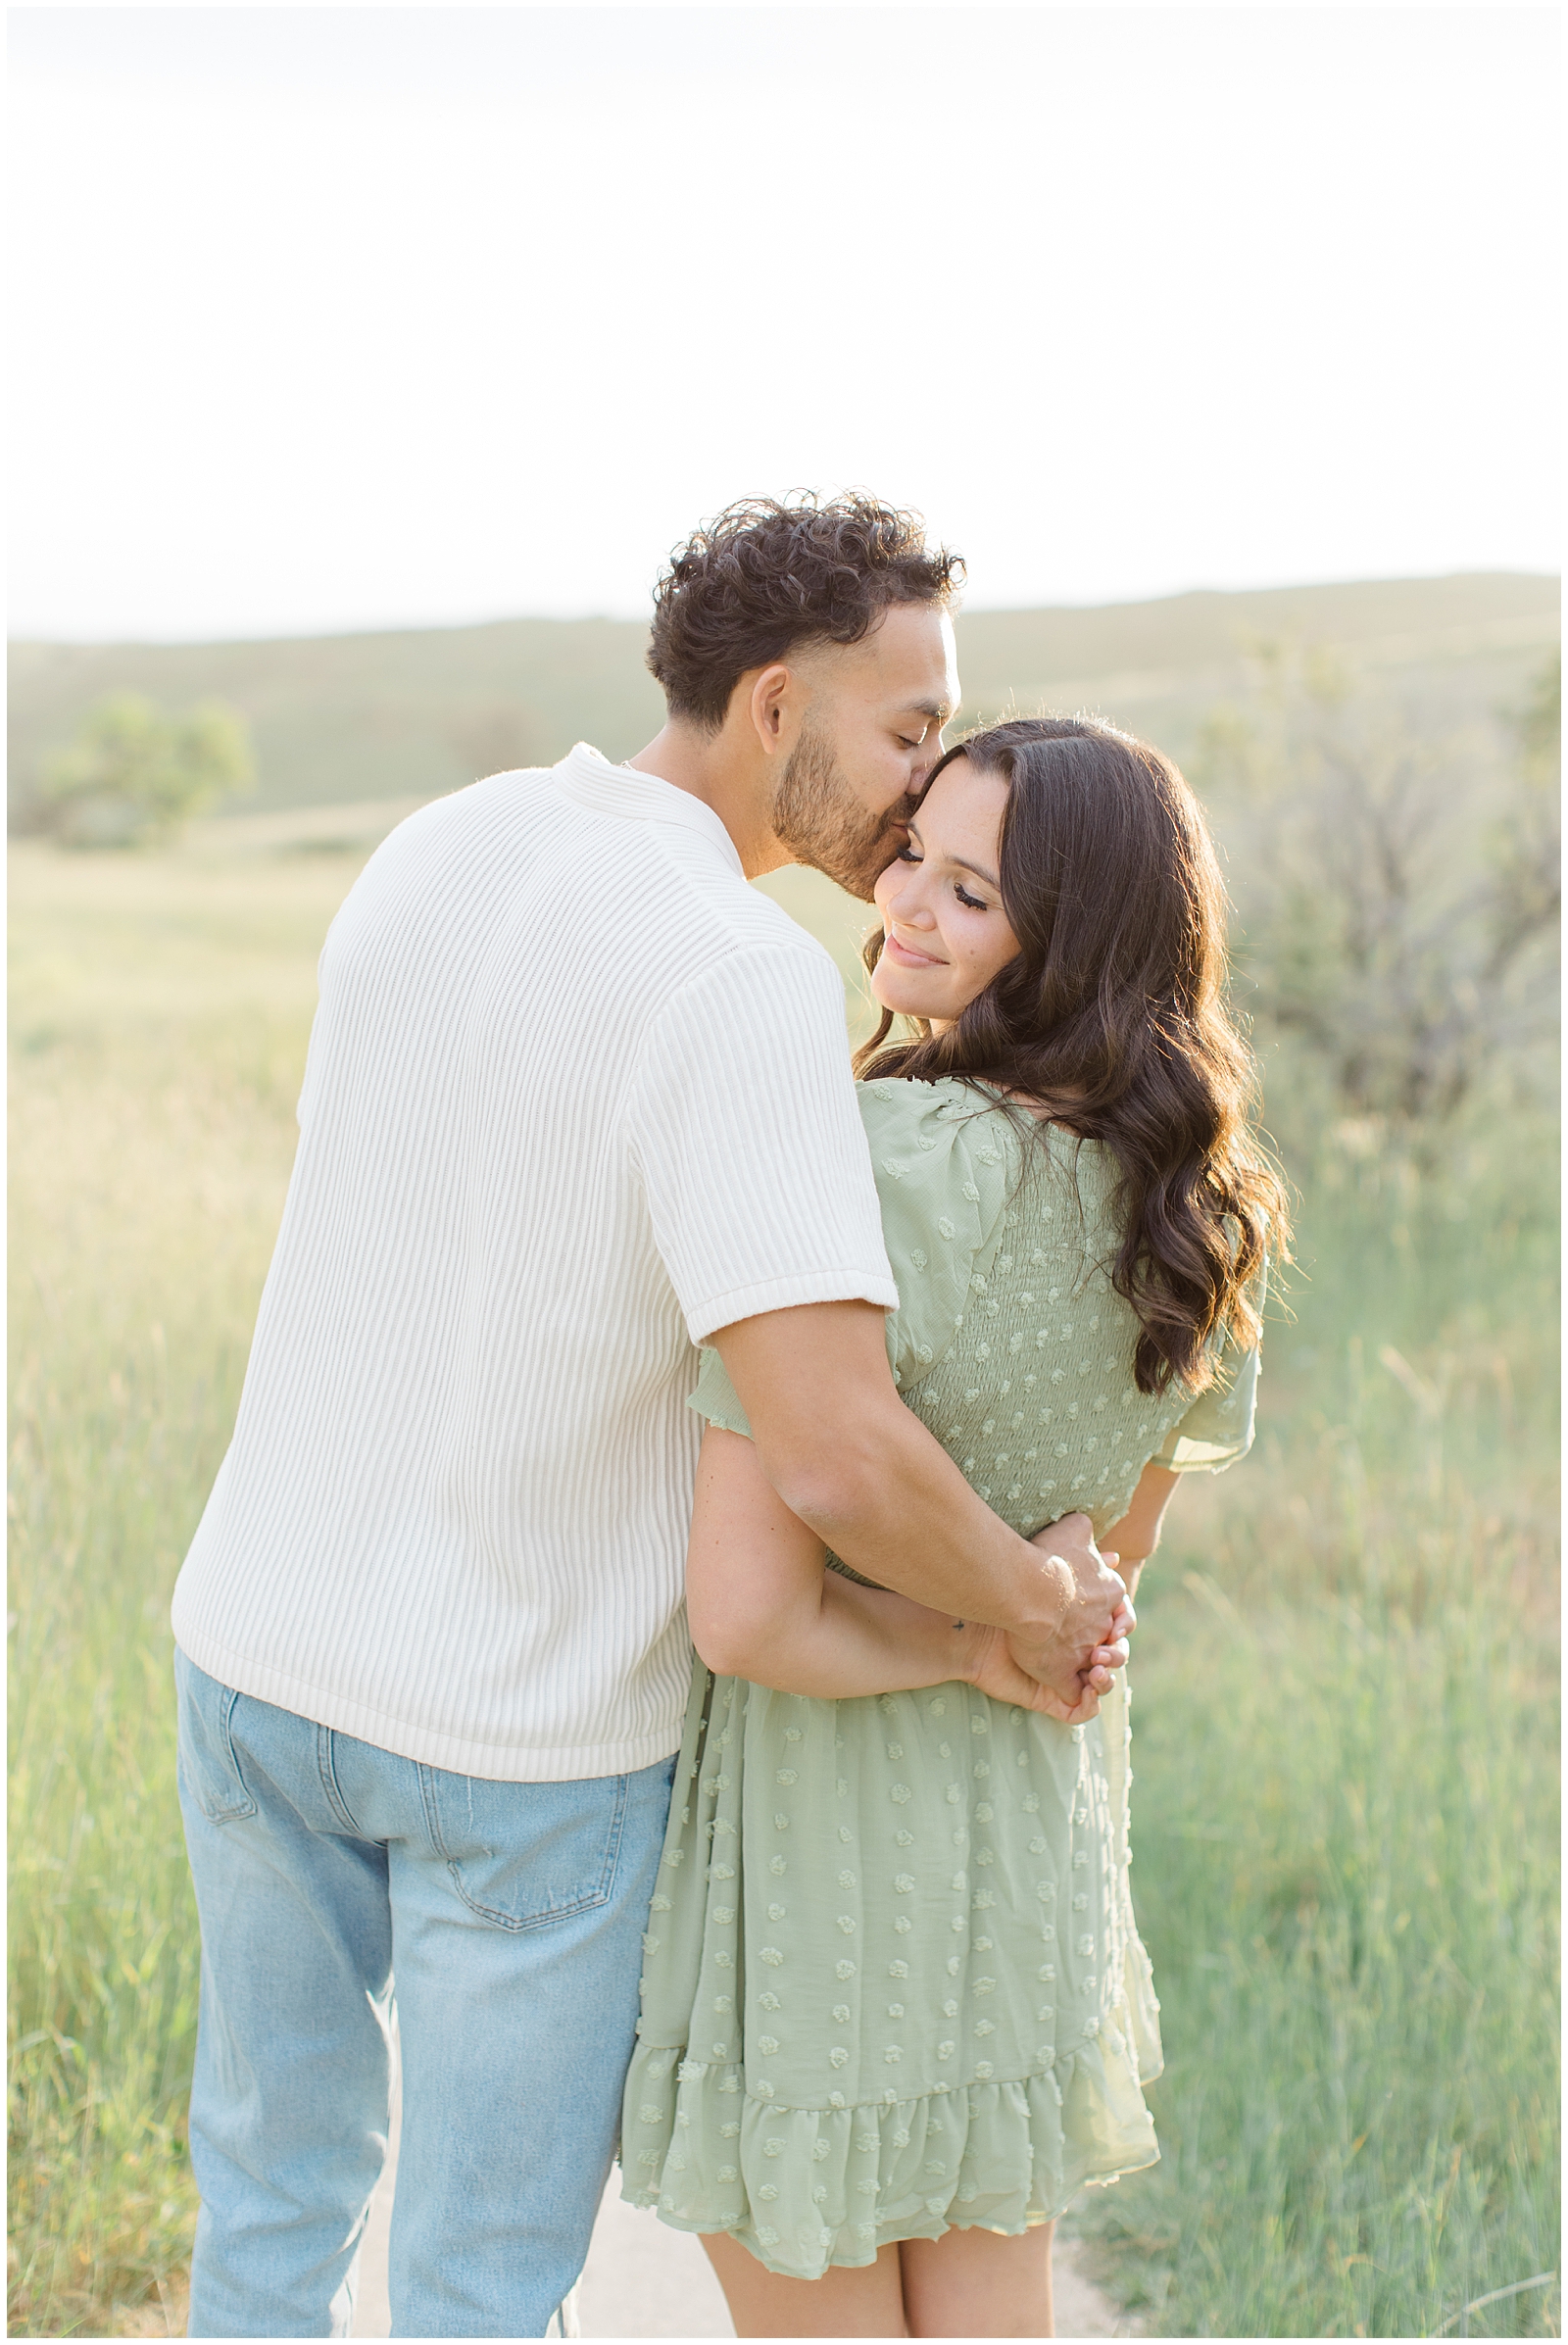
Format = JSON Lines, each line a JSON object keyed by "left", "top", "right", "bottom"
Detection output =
{"left": 621, "top": 1077, "right": 1259, "bottom": 2279}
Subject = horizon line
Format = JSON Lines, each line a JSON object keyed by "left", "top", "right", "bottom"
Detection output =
{"left": 10, "top": 566, "right": 1561, "bottom": 656}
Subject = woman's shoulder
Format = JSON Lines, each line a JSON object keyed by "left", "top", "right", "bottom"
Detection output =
{"left": 855, "top": 1078, "right": 1026, "bottom": 1253}
{"left": 855, "top": 1074, "right": 1022, "bottom": 1179}
{"left": 857, "top": 1081, "right": 1129, "bottom": 1227}
{"left": 851, "top": 1079, "right": 1020, "bottom": 1392}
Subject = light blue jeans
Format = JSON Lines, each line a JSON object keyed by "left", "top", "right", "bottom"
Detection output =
{"left": 175, "top": 1652, "right": 673, "bottom": 2338}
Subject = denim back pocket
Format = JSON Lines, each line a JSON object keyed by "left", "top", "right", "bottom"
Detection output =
{"left": 419, "top": 1767, "right": 629, "bottom": 1931}
{"left": 174, "top": 1653, "right": 258, "bottom": 1825}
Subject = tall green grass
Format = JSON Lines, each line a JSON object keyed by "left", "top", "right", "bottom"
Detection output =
{"left": 1074, "top": 1116, "right": 1560, "bottom": 2338}
{"left": 9, "top": 845, "right": 341, "bottom": 2334}
{"left": 8, "top": 841, "right": 1559, "bottom": 2336}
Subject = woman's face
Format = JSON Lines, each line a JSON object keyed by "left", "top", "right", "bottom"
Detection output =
{"left": 870, "top": 755, "right": 1022, "bottom": 1029}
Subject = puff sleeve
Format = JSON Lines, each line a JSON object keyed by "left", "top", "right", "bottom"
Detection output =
{"left": 1153, "top": 1263, "right": 1267, "bottom": 1473}
{"left": 688, "top": 1079, "right": 1018, "bottom": 1438}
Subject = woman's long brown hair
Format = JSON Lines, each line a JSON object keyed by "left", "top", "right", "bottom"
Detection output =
{"left": 854, "top": 715, "right": 1288, "bottom": 1394}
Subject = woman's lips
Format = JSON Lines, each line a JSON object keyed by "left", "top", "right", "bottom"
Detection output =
{"left": 884, "top": 931, "right": 946, "bottom": 969}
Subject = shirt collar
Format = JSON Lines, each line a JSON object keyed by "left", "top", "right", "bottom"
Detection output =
{"left": 552, "top": 742, "right": 745, "bottom": 879}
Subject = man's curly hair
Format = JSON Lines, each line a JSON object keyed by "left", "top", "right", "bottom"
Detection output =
{"left": 647, "top": 492, "right": 962, "bottom": 731}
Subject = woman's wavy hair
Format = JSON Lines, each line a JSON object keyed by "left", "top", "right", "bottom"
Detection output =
{"left": 854, "top": 715, "right": 1289, "bottom": 1394}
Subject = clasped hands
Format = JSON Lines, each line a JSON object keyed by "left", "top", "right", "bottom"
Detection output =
{"left": 962, "top": 1511, "right": 1135, "bottom": 1724}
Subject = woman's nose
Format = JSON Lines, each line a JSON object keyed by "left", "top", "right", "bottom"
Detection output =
{"left": 886, "top": 872, "right": 937, "bottom": 923}
{"left": 886, "top": 880, "right": 935, "bottom": 930}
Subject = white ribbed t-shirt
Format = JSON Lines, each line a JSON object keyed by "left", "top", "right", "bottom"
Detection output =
{"left": 172, "top": 745, "right": 898, "bottom": 1781}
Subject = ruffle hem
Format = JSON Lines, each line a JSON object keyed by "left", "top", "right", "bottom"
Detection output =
{"left": 620, "top": 1936, "right": 1160, "bottom": 2281}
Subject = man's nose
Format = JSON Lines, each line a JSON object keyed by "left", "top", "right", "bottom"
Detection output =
{"left": 911, "top": 739, "right": 944, "bottom": 790}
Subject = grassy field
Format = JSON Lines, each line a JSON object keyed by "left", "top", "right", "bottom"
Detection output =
{"left": 1075, "top": 1114, "right": 1559, "bottom": 2337}
{"left": 9, "top": 843, "right": 345, "bottom": 2334}
{"left": 8, "top": 807, "right": 1559, "bottom": 2336}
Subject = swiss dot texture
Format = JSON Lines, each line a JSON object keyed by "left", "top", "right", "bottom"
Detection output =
{"left": 623, "top": 1079, "right": 1259, "bottom": 2278}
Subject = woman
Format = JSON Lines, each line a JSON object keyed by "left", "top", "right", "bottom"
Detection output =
{"left": 621, "top": 717, "right": 1286, "bottom": 2337}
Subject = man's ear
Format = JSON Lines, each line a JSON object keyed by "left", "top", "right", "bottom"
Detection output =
{"left": 746, "top": 661, "right": 800, "bottom": 762}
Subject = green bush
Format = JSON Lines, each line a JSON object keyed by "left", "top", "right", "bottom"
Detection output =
{"left": 40, "top": 697, "right": 254, "bottom": 849}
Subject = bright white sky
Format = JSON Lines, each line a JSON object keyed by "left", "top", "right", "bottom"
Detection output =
{"left": 10, "top": 4, "right": 1561, "bottom": 640}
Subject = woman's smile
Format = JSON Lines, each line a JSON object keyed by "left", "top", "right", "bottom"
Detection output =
{"left": 883, "top": 929, "right": 948, "bottom": 968}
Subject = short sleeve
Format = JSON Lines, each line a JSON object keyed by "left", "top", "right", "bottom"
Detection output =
{"left": 684, "top": 1077, "right": 1016, "bottom": 1440}
{"left": 1154, "top": 1264, "right": 1267, "bottom": 1473}
{"left": 625, "top": 946, "right": 898, "bottom": 1346}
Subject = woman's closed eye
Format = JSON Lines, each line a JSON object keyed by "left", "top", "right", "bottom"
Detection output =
{"left": 891, "top": 844, "right": 990, "bottom": 909}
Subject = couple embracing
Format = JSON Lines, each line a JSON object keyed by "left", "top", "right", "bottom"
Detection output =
{"left": 171, "top": 494, "right": 1282, "bottom": 2339}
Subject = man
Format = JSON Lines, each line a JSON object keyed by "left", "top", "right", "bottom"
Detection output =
{"left": 172, "top": 493, "right": 1127, "bottom": 2337}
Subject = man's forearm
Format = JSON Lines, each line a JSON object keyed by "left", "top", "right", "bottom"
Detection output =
{"left": 710, "top": 1302, "right": 1126, "bottom": 1694}
{"left": 769, "top": 1397, "right": 1077, "bottom": 1643}
{"left": 710, "top": 1305, "right": 1069, "bottom": 1640}
{"left": 686, "top": 1419, "right": 1119, "bottom": 1716}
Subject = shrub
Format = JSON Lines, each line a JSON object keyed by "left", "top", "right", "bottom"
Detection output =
{"left": 40, "top": 696, "right": 254, "bottom": 848}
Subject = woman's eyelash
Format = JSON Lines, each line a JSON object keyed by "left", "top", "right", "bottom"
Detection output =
{"left": 892, "top": 849, "right": 985, "bottom": 905}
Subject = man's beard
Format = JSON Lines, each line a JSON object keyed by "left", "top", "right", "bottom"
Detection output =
{"left": 771, "top": 723, "right": 917, "bottom": 902}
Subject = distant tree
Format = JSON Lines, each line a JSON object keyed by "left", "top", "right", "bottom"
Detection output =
{"left": 1196, "top": 647, "right": 1559, "bottom": 1142}
{"left": 40, "top": 695, "right": 256, "bottom": 847}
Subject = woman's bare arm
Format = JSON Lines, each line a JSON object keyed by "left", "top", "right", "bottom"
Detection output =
{"left": 710, "top": 1301, "right": 1128, "bottom": 1704}
{"left": 1096, "top": 1463, "right": 1180, "bottom": 1599}
{"left": 686, "top": 1426, "right": 1123, "bottom": 1717}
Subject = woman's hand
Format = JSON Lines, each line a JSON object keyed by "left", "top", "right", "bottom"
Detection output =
{"left": 1095, "top": 1579, "right": 1137, "bottom": 1682}
{"left": 1077, "top": 1563, "right": 1135, "bottom": 1696}
{"left": 962, "top": 1605, "right": 1132, "bottom": 1722}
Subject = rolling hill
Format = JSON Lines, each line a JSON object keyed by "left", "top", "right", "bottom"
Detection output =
{"left": 9, "top": 571, "right": 1557, "bottom": 830}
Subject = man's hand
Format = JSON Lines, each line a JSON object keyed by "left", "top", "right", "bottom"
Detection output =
{"left": 1002, "top": 1513, "right": 1130, "bottom": 1709}
{"left": 712, "top": 1304, "right": 1134, "bottom": 1645}
{"left": 963, "top": 1597, "right": 1133, "bottom": 1722}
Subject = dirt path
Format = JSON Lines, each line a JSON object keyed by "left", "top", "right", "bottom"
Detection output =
{"left": 125, "top": 2055, "right": 1136, "bottom": 2339}
{"left": 345, "top": 2066, "right": 1134, "bottom": 2339}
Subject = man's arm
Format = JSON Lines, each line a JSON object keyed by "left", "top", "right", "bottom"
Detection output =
{"left": 709, "top": 1299, "right": 1128, "bottom": 1706}
{"left": 687, "top": 1425, "right": 1122, "bottom": 1717}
